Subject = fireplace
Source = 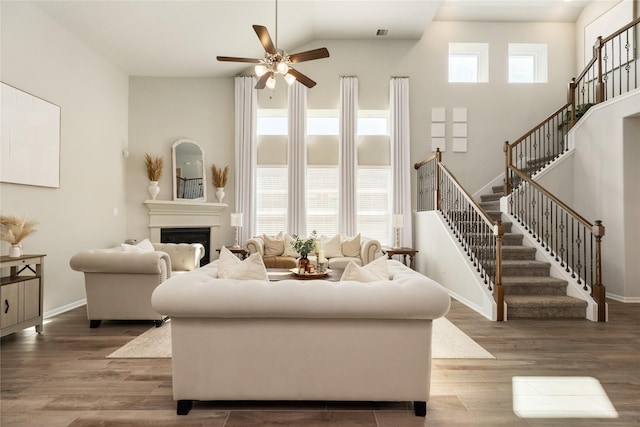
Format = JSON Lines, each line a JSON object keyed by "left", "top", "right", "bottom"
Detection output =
{"left": 144, "top": 200, "right": 227, "bottom": 264}
{"left": 161, "top": 228, "right": 210, "bottom": 266}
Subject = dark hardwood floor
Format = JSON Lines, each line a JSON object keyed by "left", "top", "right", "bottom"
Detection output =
{"left": 2, "top": 299, "right": 639, "bottom": 426}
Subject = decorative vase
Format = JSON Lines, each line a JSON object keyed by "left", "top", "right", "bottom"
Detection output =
{"left": 147, "top": 181, "right": 160, "bottom": 200}
{"left": 9, "top": 244, "right": 22, "bottom": 258}
{"left": 215, "top": 187, "right": 225, "bottom": 203}
{"left": 298, "top": 253, "right": 310, "bottom": 274}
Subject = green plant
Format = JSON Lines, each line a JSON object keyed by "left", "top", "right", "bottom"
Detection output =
{"left": 292, "top": 230, "right": 318, "bottom": 256}
{"left": 558, "top": 103, "right": 594, "bottom": 129}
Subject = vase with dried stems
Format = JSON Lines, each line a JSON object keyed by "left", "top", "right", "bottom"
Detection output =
{"left": 144, "top": 153, "right": 164, "bottom": 200}
{"left": 0, "top": 215, "right": 38, "bottom": 257}
{"left": 211, "top": 164, "right": 229, "bottom": 203}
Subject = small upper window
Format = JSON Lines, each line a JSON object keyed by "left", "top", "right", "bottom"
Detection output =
{"left": 508, "top": 44, "right": 548, "bottom": 83}
{"left": 449, "top": 43, "right": 489, "bottom": 83}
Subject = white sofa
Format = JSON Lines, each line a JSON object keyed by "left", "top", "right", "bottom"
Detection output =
{"left": 151, "top": 259, "right": 451, "bottom": 416}
{"left": 245, "top": 234, "right": 381, "bottom": 269}
{"left": 70, "top": 242, "right": 205, "bottom": 328}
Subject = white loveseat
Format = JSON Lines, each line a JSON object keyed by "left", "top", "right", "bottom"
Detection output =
{"left": 70, "top": 241, "right": 205, "bottom": 328}
{"left": 245, "top": 233, "right": 381, "bottom": 269}
{"left": 151, "top": 259, "right": 451, "bottom": 416}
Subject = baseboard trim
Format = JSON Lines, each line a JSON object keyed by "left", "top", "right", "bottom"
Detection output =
{"left": 606, "top": 294, "right": 640, "bottom": 303}
{"left": 44, "top": 299, "right": 86, "bottom": 319}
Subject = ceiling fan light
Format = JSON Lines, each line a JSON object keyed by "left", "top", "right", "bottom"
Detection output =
{"left": 255, "top": 64, "right": 268, "bottom": 77}
{"left": 284, "top": 73, "right": 296, "bottom": 85}
{"left": 276, "top": 61, "right": 289, "bottom": 74}
{"left": 266, "top": 75, "right": 276, "bottom": 89}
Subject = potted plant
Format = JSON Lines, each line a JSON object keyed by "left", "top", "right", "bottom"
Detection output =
{"left": 211, "top": 164, "right": 229, "bottom": 203}
{"left": 0, "top": 215, "right": 38, "bottom": 257}
{"left": 292, "top": 230, "right": 318, "bottom": 273}
{"left": 144, "top": 153, "right": 164, "bottom": 200}
{"left": 558, "top": 103, "right": 595, "bottom": 130}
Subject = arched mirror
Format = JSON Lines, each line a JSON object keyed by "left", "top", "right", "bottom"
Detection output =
{"left": 172, "top": 139, "right": 206, "bottom": 201}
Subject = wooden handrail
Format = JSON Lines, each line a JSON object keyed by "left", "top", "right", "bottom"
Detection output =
{"left": 507, "top": 165, "right": 600, "bottom": 234}
{"left": 439, "top": 163, "right": 500, "bottom": 232}
{"left": 509, "top": 103, "right": 571, "bottom": 148}
{"left": 601, "top": 16, "right": 640, "bottom": 44}
{"left": 414, "top": 149, "right": 441, "bottom": 169}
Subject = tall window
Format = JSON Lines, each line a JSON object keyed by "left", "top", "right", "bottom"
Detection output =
{"left": 256, "top": 110, "right": 288, "bottom": 235}
{"left": 448, "top": 43, "right": 489, "bottom": 83}
{"left": 356, "top": 111, "right": 392, "bottom": 246}
{"left": 256, "top": 108, "right": 392, "bottom": 244}
{"left": 509, "top": 44, "right": 548, "bottom": 83}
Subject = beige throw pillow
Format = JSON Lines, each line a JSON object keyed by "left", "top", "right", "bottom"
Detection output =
{"left": 341, "top": 233, "right": 361, "bottom": 258}
{"left": 121, "top": 238, "right": 155, "bottom": 253}
{"left": 263, "top": 232, "right": 284, "bottom": 257}
{"left": 321, "top": 234, "right": 343, "bottom": 258}
{"left": 283, "top": 234, "right": 301, "bottom": 258}
{"left": 340, "top": 256, "right": 389, "bottom": 282}
{"left": 217, "top": 247, "right": 269, "bottom": 280}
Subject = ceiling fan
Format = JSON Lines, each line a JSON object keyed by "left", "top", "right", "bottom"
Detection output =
{"left": 216, "top": 3, "right": 329, "bottom": 90}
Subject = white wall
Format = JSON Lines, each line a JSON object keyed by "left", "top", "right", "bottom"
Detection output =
{"left": 127, "top": 77, "right": 236, "bottom": 249}
{"left": 570, "top": 91, "right": 640, "bottom": 301}
{"left": 0, "top": 2, "right": 129, "bottom": 314}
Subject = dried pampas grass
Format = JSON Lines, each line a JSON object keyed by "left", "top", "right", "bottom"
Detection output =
{"left": 0, "top": 215, "right": 38, "bottom": 245}
{"left": 145, "top": 153, "right": 164, "bottom": 181}
{"left": 211, "top": 164, "right": 229, "bottom": 188}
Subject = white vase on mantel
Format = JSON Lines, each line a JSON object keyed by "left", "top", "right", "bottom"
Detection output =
{"left": 215, "top": 187, "right": 225, "bottom": 203}
{"left": 147, "top": 181, "right": 160, "bottom": 200}
{"left": 9, "top": 244, "right": 22, "bottom": 258}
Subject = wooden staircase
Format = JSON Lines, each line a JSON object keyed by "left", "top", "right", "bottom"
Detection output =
{"left": 478, "top": 186, "right": 587, "bottom": 319}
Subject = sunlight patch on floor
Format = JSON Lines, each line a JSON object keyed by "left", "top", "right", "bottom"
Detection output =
{"left": 512, "top": 376, "right": 618, "bottom": 418}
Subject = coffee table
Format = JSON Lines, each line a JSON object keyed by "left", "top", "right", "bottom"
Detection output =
{"left": 267, "top": 268, "right": 343, "bottom": 282}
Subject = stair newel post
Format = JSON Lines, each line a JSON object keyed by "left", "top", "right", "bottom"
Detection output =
{"left": 595, "top": 37, "right": 605, "bottom": 104}
{"left": 567, "top": 78, "right": 577, "bottom": 129}
{"left": 503, "top": 141, "right": 511, "bottom": 196}
{"left": 435, "top": 148, "right": 442, "bottom": 211}
{"left": 494, "top": 220, "right": 505, "bottom": 321}
{"left": 592, "top": 220, "right": 606, "bottom": 321}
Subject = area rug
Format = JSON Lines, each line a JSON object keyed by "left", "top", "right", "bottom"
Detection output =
{"left": 107, "top": 317, "right": 494, "bottom": 359}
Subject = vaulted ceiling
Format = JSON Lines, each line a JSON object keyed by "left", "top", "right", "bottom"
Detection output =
{"left": 33, "top": 0, "right": 591, "bottom": 78}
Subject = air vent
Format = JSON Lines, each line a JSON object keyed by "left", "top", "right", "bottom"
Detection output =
{"left": 376, "top": 29, "right": 389, "bottom": 36}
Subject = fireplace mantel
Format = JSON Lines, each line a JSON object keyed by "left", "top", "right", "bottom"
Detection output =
{"left": 144, "top": 200, "right": 228, "bottom": 260}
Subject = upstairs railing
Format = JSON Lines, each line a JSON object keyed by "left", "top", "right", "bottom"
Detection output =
{"left": 416, "top": 149, "right": 505, "bottom": 321}
{"left": 505, "top": 17, "right": 640, "bottom": 194}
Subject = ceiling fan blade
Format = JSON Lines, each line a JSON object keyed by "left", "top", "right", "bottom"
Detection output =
{"left": 253, "top": 25, "right": 277, "bottom": 55}
{"left": 217, "top": 56, "right": 262, "bottom": 63}
{"left": 288, "top": 48, "right": 330, "bottom": 64}
{"left": 255, "top": 72, "right": 272, "bottom": 90}
{"left": 287, "top": 68, "right": 317, "bottom": 88}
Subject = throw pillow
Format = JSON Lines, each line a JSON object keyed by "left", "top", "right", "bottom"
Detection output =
{"left": 283, "top": 234, "right": 301, "bottom": 258}
{"left": 321, "top": 234, "right": 343, "bottom": 258}
{"left": 341, "top": 233, "right": 361, "bottom": 258}
{"left": 263, "top": 232, "right": 284, "bottom": 257}
{"left": 121, "top": 238, "right": 155, "bottom": 253}
{"left": 340, "top": 256, "right": 389, "bottom": 282}
{"left": 217, "top": 247, "right": 269, "bottom": 280}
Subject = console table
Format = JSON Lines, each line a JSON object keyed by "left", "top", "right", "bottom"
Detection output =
{"left": 0, "top": 254, "right": 45, "bottom": 337}
{"left": 383, "top": 247, "right": 418, "bottom": 270}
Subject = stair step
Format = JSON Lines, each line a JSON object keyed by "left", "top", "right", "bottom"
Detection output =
{"left": 484, "top": 210, "right": 502, "bottom": 222}
{"left": 492, "top": 185, "right": 505, "bottom": 194}
{"left": 480, "top": 193, "right": 502, "bottom": 202}
{"left": 505, "top": 295, "right": 587, "bottom": 319}
{"left": 502, "top": 276, "right": 568, "bottom": 295}
{"left": 501, "top": 260, "right": 550, "bottom": 276}
{"left": 503, "top": 233, "right": 523, "bottom": 245}
{"left": 501, "top": 245, "right": 536, "bottom": 260}
{"left": 458, "top": 221, "right": 512, "bottom": 233}
{"left": 479, "top": 200, "right": 500, "bottom": 210}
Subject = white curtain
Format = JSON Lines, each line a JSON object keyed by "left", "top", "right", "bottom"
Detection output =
{"left": 234, "top": 76, "right": 257, "bottom": 243}
{"left": 390, "top": 77, "right": 412, "bottom": 247}
{"left": 339, "top": 76, "right": 358, "bottom": 236}
{"left": 287, "top": 82, "right": 308, "bottom": 235}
